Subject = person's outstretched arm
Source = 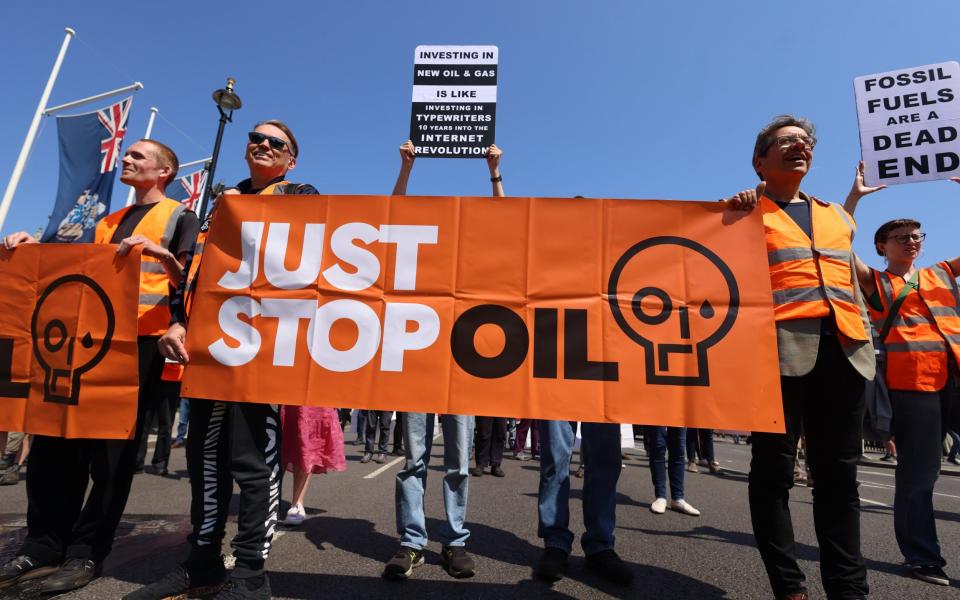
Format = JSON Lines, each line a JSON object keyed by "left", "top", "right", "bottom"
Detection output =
{"left": 487, "top": 144, "right": 504, "bottom": 197}
{"left": 949, "top": 178, "right": 960, "bottom": 276}
{"left": 391, "top": 140, "right": 416, "bottom": 196}
{"left": 843, "top": 161, "right": 887, "bottom": 215}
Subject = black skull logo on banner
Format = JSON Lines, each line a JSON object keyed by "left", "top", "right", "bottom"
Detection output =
{"left": 607, "top": 236, "right": 739, "bottom": 386}
{"left": 31, "top": 275, "right": 115, "bottom": 404}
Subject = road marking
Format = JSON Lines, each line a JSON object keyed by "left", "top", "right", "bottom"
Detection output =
{"left": 722, "top": 467, "right": 929, "bottom": 506}
{"left": 859, "top": 480, "right": 960, "bottom": 501}
{"left": 363, "top": 456, "right": 405, "bottom": 479}
{"left": 363, "top": 431, "right": 443, "bottom": 480}
{"left": 858, "top": 468, "right": 895, "bottom": 478}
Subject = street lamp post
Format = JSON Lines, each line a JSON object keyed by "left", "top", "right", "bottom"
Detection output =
{"left": 196, "top": 77, "right": 241, "bottom": 221}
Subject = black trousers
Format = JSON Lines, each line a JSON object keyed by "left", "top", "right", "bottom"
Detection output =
{"left": 364, "top": 410, "right": 392, "bottom": 454}
{"left": 748, "top": 333, "right": 868, "bottom": 599}
{"left": 475, "top": 417, "right": 507, "bottom": 467}
{"left": 135, "top": 380, "right": 181, "bottom": 469}
{"left": 393, "top": 411, "right": 405, "bottom": 451}
{"left": 21, "top": 336, "right": 163, "bottom": 563}
{"left": 186, "top": 400, "right": 281, "bottom": 578}
{"left": 891, "top": 386, "right": 953, "bottom": 567}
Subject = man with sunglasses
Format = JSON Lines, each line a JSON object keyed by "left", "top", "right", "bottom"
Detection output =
{"left": 725, "top": 115, "right": 876, "bottom": 600}
{"left": 126, "top": 120, "right": 316, "bottom": 600}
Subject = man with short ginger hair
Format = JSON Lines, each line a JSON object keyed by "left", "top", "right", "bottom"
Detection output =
{"left": 0, "top": 139, "right": 198, "bottom": 594}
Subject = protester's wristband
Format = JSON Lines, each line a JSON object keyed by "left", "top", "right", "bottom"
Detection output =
{"left": 490, "top": 175, "right": 502, "bottom": 183}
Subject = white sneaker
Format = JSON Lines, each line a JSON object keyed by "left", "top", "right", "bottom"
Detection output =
{"left": 670, "top": 499, "right": 701, "bottom": 516}
{"left": 284, "top": 503, "right": 306, "bottom": 525}
{"left": 650, "top": 497, "right": 667, "bottom": 514}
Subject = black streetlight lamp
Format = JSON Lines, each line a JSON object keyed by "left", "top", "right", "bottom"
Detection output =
{"left": 196, "top": 77, "right": 241, "bottom": 221}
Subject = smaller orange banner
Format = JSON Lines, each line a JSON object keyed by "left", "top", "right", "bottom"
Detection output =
{"left": 0, "top": 244, "right": 140, "bottom": 439}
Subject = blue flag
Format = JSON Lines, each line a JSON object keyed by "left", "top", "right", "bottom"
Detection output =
{"left": 167, "top": 168, "right": 207, "bottom": 212}
{"left": 42, "top": 97, "right": 132, "bottom": 243}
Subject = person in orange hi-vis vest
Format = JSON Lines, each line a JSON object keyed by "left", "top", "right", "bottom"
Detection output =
{"left": 724, "top": 115, "right": 876, "bottom": 600}
{"left": 129, "top": 120, "right": 317, "bottom": 600}
{"left": 0, "top": 139, "right": 198, "bottom": 594}
{"left": 843, "top": 168, "right": 960, "bottom": 587}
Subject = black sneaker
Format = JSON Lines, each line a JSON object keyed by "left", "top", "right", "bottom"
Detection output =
{"left": 122, "top": 563, "right": 226, "bottom": 599}
{"left": 912, "top": 564, "right": 950, "bottom": 586}
{"left": 0, "top": 555, "right": 59, "bottom": 589}
{"left": 383, "top": 547, "right": 425, "bottom": 580}
{"left": 440, "top": 545, "right": 475, "bottom": 579}
{"left": 585, "top": 549, "right": 634, "bottom": 585}
{"left": 491, "top": 465, "right": 505, "bottom": 477}
{"left": 210, "top": 574, "right": 271, "bottom": 599}
{"left": 535, "top": 547, "right": 568, "bottom": 582}
{"left": 37, "top": 558, "right": 101, "bottom": 594}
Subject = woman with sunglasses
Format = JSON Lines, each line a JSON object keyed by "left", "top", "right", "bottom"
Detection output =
{"left": 846, "top": 166, "right": 960, "bottom": 587}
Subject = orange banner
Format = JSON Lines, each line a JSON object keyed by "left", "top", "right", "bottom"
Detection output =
{"left": 182, "top": 195, "right": 784, "bottom": 432}
{"left": 0, "top": 244, "right": 140, "bottom": 439}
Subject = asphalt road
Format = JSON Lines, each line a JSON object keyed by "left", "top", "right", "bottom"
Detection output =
{"left": 1, "top": 433, "right": 959, "bottom": 599}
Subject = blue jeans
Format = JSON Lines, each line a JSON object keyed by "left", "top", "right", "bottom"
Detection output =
{"left": 645, "top": 426, "right": 687, "bottom": 500}
{"left": 395, "top": 413, "right": 473, "bottom": 549}
{"left": 537, "top": 420, "right": 621, "bottom": 556}
{"left": 176, "top": 398, "right": 189, "bottom": 443}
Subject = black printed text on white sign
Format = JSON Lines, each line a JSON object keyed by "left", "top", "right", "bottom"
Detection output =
{"left": 410, "top": 45, "right": 498, "bottom": 158}
{"left": 854, "top": 61, "right": 960, "bottom": 186}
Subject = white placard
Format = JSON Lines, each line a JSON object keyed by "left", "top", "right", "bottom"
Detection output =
{"left": 854, "top": 61, "right": 960, "bottom": 186}
{"left": 410, "top": 45, "right": 498, "bottom": 158}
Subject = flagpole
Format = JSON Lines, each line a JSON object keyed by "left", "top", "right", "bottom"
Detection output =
{"left": 43, "top": 82, "right": 143, "bottom": 116}
{"left": 0, "top": 27, "right": 75, "bottom": 232}
{"left": 180, "top": 157, "right": 212, "bottom": 170}
{"left": 125, "top": 106, "right": 158, "bottom": 207}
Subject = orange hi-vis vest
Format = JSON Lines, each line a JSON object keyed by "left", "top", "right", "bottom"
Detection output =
{"left": 869, "top": 262, "right": 960, "bottom": 391}
{"left": 761, "top": 195, "right": 869, "bottom": 341}
{"left": 167, "top": 182, "right": 293, "bottom": 383}
{"left": 95, "top": 199, "right": 186, "bottom": 336}
{"left": 184, "top": 181, "right": 290, "bottom": 318}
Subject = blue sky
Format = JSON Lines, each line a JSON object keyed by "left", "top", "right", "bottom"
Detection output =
{"left": 1, "top": 1, "right": 958, "bottom": 269}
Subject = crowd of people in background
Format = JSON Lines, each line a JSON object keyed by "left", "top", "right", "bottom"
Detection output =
{"left": 0, "top": 113, "right": 958, "bottom": 600}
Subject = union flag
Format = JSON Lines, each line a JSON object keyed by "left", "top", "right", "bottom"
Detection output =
{"left": 42, "top": 97, "right": 134, "bottom": 243}
{"left": 168, "top": 169, "right": 207, "bottom": 212}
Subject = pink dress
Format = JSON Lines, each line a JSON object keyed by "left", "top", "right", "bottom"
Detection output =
{"left": 280, "top": 406, "right": 347, "bottom": 474}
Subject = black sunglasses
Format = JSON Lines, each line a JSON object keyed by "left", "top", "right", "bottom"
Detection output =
{"left": 247, "top": 131, "right": 290, "bottom": 153}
